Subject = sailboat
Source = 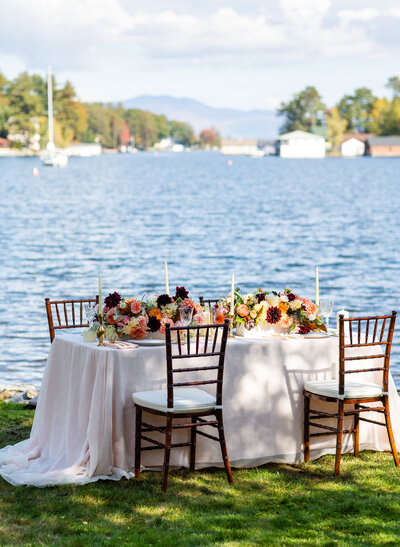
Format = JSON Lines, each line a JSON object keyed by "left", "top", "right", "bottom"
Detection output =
{"left": 41, "top": 66, "right": 68, "bottom": 167}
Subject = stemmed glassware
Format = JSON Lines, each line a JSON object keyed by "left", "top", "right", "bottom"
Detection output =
{"left": 319, "top": 299, "right": 334, "bottom": 331}
{"left": 179, "top": 307, "right": 194, "bottom": 327}
{"left": 84, "top": 302, "right": 98, "bottom": 326}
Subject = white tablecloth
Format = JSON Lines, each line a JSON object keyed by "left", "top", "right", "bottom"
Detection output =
{"left": 1, "top": 332, "right": 400, "bottom": 486}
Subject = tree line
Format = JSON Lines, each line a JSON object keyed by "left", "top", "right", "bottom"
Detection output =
{"left": 277, "top": 77, "right": 400, "bottom": 152}
{"left": 0, "top": 71, "right": 220, "bottom": 150}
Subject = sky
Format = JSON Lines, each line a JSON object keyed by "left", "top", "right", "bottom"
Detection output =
{"left": 0, "top": 0, "right": 399, "bottom": 111}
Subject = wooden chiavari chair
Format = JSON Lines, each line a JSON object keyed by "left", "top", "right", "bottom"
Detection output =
{"left": 304, "top": 312, "right": 398, "bottom": 475}
{"left": 45, "top": 296, "right": 98, "bottom": 342}
{"left": 199, "top": 297, "right": 220, "bottom": 314}
{"left": 133, "top": 318, "right": 233, "bottom": 492}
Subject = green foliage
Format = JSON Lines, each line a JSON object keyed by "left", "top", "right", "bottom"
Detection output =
{"left": 0, "top": 70, "right": 196, "bottom": 150}
{"left": 337, "top": 87, "right": 376, "bottom": 132}
{"left": 2, "top": 402, "right": 400, "bottom": 545}
{"left": 277, "top": 86, "right": 326, "bottom": 133}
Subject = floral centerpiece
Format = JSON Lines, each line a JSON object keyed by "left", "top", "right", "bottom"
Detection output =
{"left": 216, "top": 287, "right": 324, "bottom": 336}
{"left": 101, "top": 286, "right": 205, "bottom": 341}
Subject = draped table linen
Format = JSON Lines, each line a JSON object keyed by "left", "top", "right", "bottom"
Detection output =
{"left": 1, "top": 332, "right": 399, "bottom": 487}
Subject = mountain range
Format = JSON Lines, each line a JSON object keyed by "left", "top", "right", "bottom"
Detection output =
{"left": 122, "top": 95, "right": 281, "bottom": 139}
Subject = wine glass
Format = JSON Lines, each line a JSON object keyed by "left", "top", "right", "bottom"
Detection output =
{"left": 84, "top": 302, "right": 97, "bottom": 326}
{"left": 179, "top": 307, "right": 194, "bottom": 327}
{"left": 320, "top": 300, "right": 334, "bottom": 331}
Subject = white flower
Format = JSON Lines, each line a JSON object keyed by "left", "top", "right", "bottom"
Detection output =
{"left": 145, "top": 294, "right": 158, "bottom": 308}
{"left": 105, "top": 325, "right": 118, "bottom": 342}
{"left": 308, "top": 314, "right": 316, "bottom": 322}
{"left": 254, "top": 303, "right": 262, "bottom": 313}
{"left": 290, "top": 299, "right": 302, "bottom": 311}
{"left": 266, "top": 294, "right": 279, "bottom": 307}
{"left": 280, "top": 294, "right": 289, "bottom": 303}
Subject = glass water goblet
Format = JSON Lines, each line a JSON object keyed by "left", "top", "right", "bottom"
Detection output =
{"left": 84, "top": 302, "right": 97, "bottom": 326}
{"left": 320, "top": 300, "right": 334, "bottom": 331}
{"left": 179, "top": 307, "right": 194, "bottom": 327}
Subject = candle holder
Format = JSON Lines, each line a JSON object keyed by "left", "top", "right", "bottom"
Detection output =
{"left": 96, "top": 313, "right": 106, "bottom": 346}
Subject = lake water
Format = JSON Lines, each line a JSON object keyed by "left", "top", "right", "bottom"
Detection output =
{"left": 1, "top": 152, "right": 400, "bottom": 387}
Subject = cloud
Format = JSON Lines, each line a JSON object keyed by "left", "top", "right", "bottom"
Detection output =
{"left": 0, "top": 0, "right": 388, "bottom": 75}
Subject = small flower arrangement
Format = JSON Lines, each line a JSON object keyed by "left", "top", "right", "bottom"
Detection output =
{"left": 143, "top": 286, "right": 204, "bottom": 335}
{"left": 102, "top": 287, "right": 205, "bottom": 341}
{"left": 218, "top": 287, "right": 324, "bottom": 334}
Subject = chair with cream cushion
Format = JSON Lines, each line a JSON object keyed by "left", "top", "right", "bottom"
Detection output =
{"left": 303, "top": 311, "right": 398, "bottom": 475}
{"left": 133, "top": 318, "right": 233, "bottom": 492}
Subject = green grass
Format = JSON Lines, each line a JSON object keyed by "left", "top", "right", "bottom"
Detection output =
{"left": 1, "top": 402, "right": 400, "bottom": 546}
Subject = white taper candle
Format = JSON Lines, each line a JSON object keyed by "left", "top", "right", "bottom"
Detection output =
{"left": 230, "top": 273, "right": 235, "bottom": 317}
{"left": 99, "top": 274, "right": 102, "bottom": 314}
{"left": 164, "top": 260, "right": 169, "bottom": 295}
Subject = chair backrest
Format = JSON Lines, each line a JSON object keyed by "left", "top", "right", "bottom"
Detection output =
{"left": 164, "top": 318, "right": 230, "bottom": 410}
{"left": 45, "top": 297, "right": 98, "bottom": 342}
{"left": 199, "top": 297, "right": 220, "bottom": 310}
{"left": 338, "top": 311, "right": 397, "bottom": 395}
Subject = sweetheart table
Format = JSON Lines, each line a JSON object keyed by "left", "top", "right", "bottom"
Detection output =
{"left": 1, "top": 332, "right": 400, "bottom": 487}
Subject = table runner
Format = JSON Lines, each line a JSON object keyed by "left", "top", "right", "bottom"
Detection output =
{"left": 1, "top": 332, "right": 399, "bottom": 486}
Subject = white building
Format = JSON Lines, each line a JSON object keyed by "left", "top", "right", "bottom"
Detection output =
{"left": 220, "top": 139, "right": 260, "bottom": 156}
{"left": 341, "top": 137, "right": 365, "bottom": 157}
{"left": 276, "top": 130, "right": 325, "bottom": 158}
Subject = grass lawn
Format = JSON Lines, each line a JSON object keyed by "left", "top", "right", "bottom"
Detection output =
{"left": 1, "top": 402, "right": 400, "bottom": 546}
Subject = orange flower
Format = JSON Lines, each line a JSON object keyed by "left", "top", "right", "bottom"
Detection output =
{"left": 278, "top": 314, "right": 294, "bottom": 328}
{"left": 236, "top": 304, "right": 250, "bottom": 318}
{"left": 148, "top": 308, "right": 162, "bottom": 320}
{"left": 278, "top": 301, "right": 289, "bottom": 314}
{"left": 106, "top": 308, "right": 117, "bottom": 325}
{"left": 181, "top": 297, "right": 196, "bottom": 309}
{"left": 301, "top": 298, "right": 317, "bottom": 316}
{"left": 214, "top": 312, "right": 226, "bottom": 324}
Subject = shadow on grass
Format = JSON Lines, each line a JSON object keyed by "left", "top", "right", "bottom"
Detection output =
{"left": 2, "top": 403, "right": 400, "bottom": 545}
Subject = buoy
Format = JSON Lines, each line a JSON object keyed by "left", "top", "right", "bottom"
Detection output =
{"left": 32, "top": 167, "right": 39, "bottom": 176}
{"left": 228, "top": 160, "right": 233, "bottom": 166}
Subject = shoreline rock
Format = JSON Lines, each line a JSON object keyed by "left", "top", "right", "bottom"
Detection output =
{"left": 0, "top": 384, "right": 39, "bottom": 408}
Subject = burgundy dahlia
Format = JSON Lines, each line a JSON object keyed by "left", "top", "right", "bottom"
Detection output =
{"left": 298, "top": 325, "right": 311, "bottom": 335}
{"left": 256, "top": 293, "right": 266, "bottom": 303}
{"left": 175, "top": 286, "right": 189, "bottom": 300}
{"left": 148, "top": 316, "right": 161, "bottom": 332}
{"left": 266, "top": 306, "right": 282, "bottom": 324}
{"left": 104, "top": 292, "right": 121, "bottom": 308}
{"left": 287, "top": 293, "right": 296, "bottom": 302}
{"left": 157, "top": 294, "right": 172, "bottom": 307}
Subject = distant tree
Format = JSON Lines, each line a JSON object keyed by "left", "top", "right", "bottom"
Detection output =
{"left": 277, "top": 86, "right": 326, "bottom": 134}
{"left": 369, "top": 97, "right": 400, "bottom": 135}
{"left": 385, "top": 76, "right": 400, "bottom": 99}
{"left": 169, "top": 120, "right": 196, "bottom": 145}
{"left": 326, "top": 107, "right": 348, "bottom": 153}
{"left": 0, "top": 71, "right": 9, "bottom": 137}
{"left": 337, "top": 87, "right": 376, "bottom": 132}
{"left": 199, "top": 127, "right": 221, "bottom": 148}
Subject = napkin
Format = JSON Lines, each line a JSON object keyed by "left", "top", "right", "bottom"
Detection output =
{"left": 103, "top": 340, "right": 139, "bottom": 350}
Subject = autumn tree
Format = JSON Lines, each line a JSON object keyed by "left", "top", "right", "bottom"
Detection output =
{"left": 326, "top": 107, "right": 348, "bottom": 153}
{"left": 199, "top": 127, "right": 221, "bottom": 148}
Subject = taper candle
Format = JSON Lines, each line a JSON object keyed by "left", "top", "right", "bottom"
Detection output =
{"left": 230, "top": 273, "right": 235, "bottom": 317}
{"left": 315, "top": 266, "right": 319, "bottom": 306}
{"left": 98, "top": 274, "right": 102, "bottom": 313}
{"left": 164, "top": 260, "right": 169, "bottom": 295}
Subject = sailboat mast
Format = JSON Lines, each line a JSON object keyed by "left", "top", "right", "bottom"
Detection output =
{"left": 47, "top": 66, "right": 54, "bottom": 147}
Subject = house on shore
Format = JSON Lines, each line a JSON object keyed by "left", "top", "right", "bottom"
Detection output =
{"left": 220, "top": 139, "right": 260, "bottom": 156}
{"left": 341, "top": 134, "right": 374, "bottom": 157}
{"left": 276, "top": 130, "right": 325, "bottom": 158}
{"left": 366, "top": 136, "right": 400, "bottom": 157}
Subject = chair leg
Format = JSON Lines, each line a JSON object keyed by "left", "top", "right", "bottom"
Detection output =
{"left": 353, "top": 404, "right": 360, "bottom": 458}
{"left": 216, "top": 409, "right": 233, "bottom": 484}
{"left": 134, "top": 406, "right": 142, "bottom": 479}
{"left": 190, "top": 416, "right": 197, "bottom": 472}
{"left": 304, "top": 394, "right": 310, "bottom": 463}
{"left": 383, "top": 396, "right": 400, "bottom": 467}
{"left": 335, "top": 400, "right": 345, "bottom": 476}
{"left": 162, "top": 415, "right": 173, "bottom": 492}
